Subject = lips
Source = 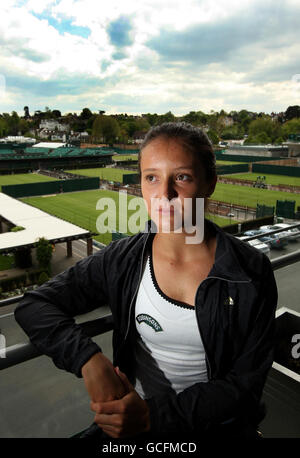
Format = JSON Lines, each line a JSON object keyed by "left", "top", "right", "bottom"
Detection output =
{"left": 158, "top": 207, "right": 175, "bottom": 213}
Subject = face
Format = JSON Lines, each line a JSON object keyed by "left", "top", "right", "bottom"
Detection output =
{"left": 140, "top": 136, "right": 216, "bottom": 233}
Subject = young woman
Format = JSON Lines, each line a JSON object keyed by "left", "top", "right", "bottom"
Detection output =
{"left": 15, "top": 122, "right": 277, "bottom": 440}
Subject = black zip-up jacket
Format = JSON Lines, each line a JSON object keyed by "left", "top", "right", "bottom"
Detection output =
{"left": 14, "top": 220, "right": 277, "bottom": 437}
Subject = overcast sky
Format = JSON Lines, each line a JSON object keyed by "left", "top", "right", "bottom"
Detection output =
{"left": 0, "top": 0, "right": 299, "bottom": 116}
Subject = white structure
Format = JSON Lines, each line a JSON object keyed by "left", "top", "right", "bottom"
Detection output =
{"left": 0, "top": 193, "right": 89, "bottom": 251}
{"left": 39, "top": 119, "right": 70, "bottom": 132}
{"left": 32, "top": 142, "right": 66, "bottom": 149}
{"left": 0, "top": 136, "right": 36, "bottom": 144}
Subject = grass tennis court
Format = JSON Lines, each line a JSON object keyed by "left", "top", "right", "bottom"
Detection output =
{"left": 205, "top": 214, "right": 234, "bottom": 227}
{"left": 65, "top": 167, "right": 137, "bottom": 183}
{"left": 216, "top": 160, "right": 246, "bottom": 165}
{"left": 212, "top": 182, "right": 300, "bottom": 208}
{"left": 22, "top": 190, "right": 148, "bottom": 245}
{"left": 0, "top": 173, "right": 55, "bottom": 190}
{"left": 222, "top": 172, "right": 300, "bottom": 187}
{"left": 113, "top": 154, "right": 138, "bottom": 161}
{"left": 21, "top": 189, "right": 237, "bottom": 245}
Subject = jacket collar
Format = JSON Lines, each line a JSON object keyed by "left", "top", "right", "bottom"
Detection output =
{"left": 142, "top": 218, "right": 251, "bottom": 283}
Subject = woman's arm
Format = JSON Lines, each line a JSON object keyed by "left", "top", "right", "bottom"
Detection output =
{"left": 15, "top": 248, "right": 128, "bottom": 402}
{"left": 15, "top": 252, "right": 107, "bottom": 376}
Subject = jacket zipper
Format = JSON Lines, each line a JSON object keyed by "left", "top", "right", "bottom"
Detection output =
{"left": 194, "top": 277, "right": 213, "bottom": 381}
{"left": 123, "top": 230, "right": 151, "bottom": 343}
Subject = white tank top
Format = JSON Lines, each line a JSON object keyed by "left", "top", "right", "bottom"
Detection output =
{"left": 134, "top": 252, "right": 208, "bottom": 399}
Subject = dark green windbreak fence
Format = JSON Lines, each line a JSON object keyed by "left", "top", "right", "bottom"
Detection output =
{"left": 256, "top": 204, "right": 275, "bottom": 218}
{"left": 276, "top": 200, "right": 296, "bottom": 218}
{"left": 103, "top": 147, "right": 140, "bottom": 154}
{"left": 214, "top": 152, "right": 281, "bottom": 162}
{"left": 123, "top": 174, "right": 139, "bottom": 184}
{"left": 2, "top": 177, "right": 100, "bottom": 198}
{"left": 252, "top": 163, "right": 300, "bottom": 177}
{"left": 217, "top": 163, "right": 248, "bottom": 175}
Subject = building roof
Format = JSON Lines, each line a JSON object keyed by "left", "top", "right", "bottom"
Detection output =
{"left": 0, "top": 193, "right": 90, "bottom": 253}
{"left": 33, "top": 142, "right": 66, "bottom": 149}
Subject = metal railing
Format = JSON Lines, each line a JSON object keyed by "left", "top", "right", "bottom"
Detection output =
{"left": 1, "top": 224, "right": 300, "bottom": 372}
{"left": 0, "top": 313, "right": 113, "bottom": 371}
{"left": 236, "top": 222, "right": 300, "bottom": 242}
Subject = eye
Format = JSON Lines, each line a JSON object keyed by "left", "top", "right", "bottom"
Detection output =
{"left": 145, "top": 174, "right": 157, "bottom": 183}
{"left": 176, "top": 173, "right": 191, "bottom": 182}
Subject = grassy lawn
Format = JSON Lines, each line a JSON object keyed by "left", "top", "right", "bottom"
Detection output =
{"left": 0, "top": 173, "right": 56, "bottom": 191}
{"left": 22, "top": 189, "right": 148, "bottom": 245}
{"left": 21, "top": 189, "right": 239, "bottom": 245}
{"left": 222, "top": 172, "right": 300, "bottom": 187}
{"left": 65, "top": 167, "right": 137, "bottom": 183}
{"left": 0, "top": 254, "right": 14, "bottom": 271}
{"left": 212, "top": 182, "right": 300, "bottom": 208}
{"left": 113, "top": 154, "right": 138, "bottom": 161}
{"left": 205, "top": 214, "right": 236, "bottom": 226}
{"left": 216, "top": 160, "right": 247, "bottom": 165}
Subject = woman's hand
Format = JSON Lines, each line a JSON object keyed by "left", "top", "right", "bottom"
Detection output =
{"left": 91, "top": 367, "right": 151, "bottom": 438}
{"left": 81, "top": 352, "right": 128, "bottom": 403}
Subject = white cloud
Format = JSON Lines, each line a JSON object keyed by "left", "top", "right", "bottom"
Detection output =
{"left": 0, "top": 0, "right": 299, "bottom": 114}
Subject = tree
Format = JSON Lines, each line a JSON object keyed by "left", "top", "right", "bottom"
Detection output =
{"left": 92, "top": 115, "right": 120, "bottom": 144}
{"left": 244, "top": 132, "right": 271, "bottom": 144}
{"left": 144, "top": 113, "right": 159, "bottom": 126}
{"left": 51, "top": 109, "right": 62, "bottom": 118}
{"left": 182, "top": 111, "right": 208, "bottom": 126}
{"left": 19, "top": 119, "right": 29, "bottom": 135}
{"left": 36, "top": 237, "right": 52, "bottom": 274}
{"left": 8, "top": 111, "right": 20, "bottom": 135}
{"left": 285, "top": 106, "right": 300, "bottom": 121}
{"left": 0, "top": 117, "right": 7, "bottom": 137}
{"left": 207, "top": 130, "right": 219, "bottom": 145}
{"left": 24, "top": 106, "right": 30, "bottom": 118}
{"left": 221, "top": 125, "right": 242, "bottom": 140}
{"left": 80, "top": 108, "right": 93, "bottom": 120}
{"left": 255, "top": 132, "right": 272, "bottom": 144}
{"left": 158, "top": 111, "right": 176, "bottom": 124}
{"left": 248, "top": 117, "right": 282, "bottom": 143}
{"left": 274, "top": 137, "right": 284, "bottom": 145}
{"left": 282, "top": 118, "right": 300, "bottom": 139}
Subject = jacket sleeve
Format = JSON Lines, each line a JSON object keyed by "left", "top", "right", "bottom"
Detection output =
{"left": 145, "top": 255, "right": 278, "bottom": 435}
{"left": 14, "top": 247, "right": 110, "bottom": 378}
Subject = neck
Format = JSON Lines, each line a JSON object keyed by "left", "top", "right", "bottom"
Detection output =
{"left": 152, "top": 220, "right": 216, "bottom": 262}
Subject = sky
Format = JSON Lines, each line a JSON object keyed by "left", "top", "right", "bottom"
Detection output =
{"left": 0, "top": 0, "right": 300, "bottom": 116}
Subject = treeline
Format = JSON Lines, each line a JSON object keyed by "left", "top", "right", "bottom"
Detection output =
{"left": 1, "top": 105, "right": 300, "bottom": 145}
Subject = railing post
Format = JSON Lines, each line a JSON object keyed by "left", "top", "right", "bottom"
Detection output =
{"left": 66, "top": 240, "right": 72, "bottom": 257}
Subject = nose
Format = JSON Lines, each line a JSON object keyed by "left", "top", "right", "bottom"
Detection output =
{"left": 160, "top": 176, "right": 178, "bottom": 200}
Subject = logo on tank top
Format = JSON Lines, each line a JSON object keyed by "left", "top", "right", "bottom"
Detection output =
{"left": 136, "top": 314, "right": 163, "bottom": 332}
